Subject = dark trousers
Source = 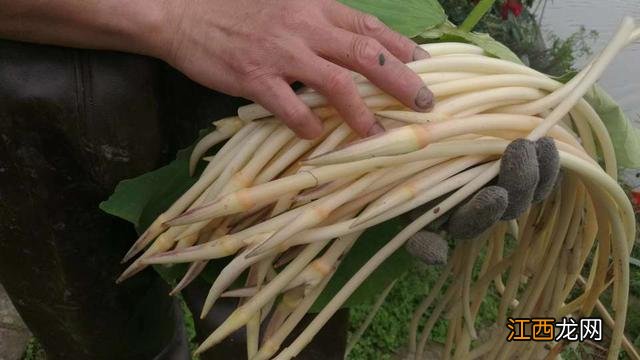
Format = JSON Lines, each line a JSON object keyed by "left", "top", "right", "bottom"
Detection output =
{"left": 0, "top": 40, "right": 346, "bottom": 360}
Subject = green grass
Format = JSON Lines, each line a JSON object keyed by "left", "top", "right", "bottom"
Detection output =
{"left": 346, "top": 262, "right": 442, "bottom": 360}
{"left": 21, "top": 338, "right": 45, "bottom": 360}
{"left": 344, "top": 239, "right": 506, "bottom": 360}
{"left": 178, "top": 294, "right": 201, "bottom": 360}
{"left": 345, "top": 235, "right": 640, "bottom": 359}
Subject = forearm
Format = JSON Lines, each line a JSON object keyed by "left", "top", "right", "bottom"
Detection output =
{"left": 0, "top": 0, "right": 172, "bottom": 58}
{"left": 1, "top": 0, "right": 436, "bottom": 140}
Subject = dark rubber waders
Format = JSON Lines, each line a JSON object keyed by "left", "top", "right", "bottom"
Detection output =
{"left": 0, "top": 39, "right": 347, "bottom": 360}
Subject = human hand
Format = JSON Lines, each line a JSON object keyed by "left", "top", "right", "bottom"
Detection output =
{"left": 157, "top": 0, "right": 434, "bottom": 139}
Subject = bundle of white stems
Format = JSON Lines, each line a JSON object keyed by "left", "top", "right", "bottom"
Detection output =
{"left": 117, "top": 18, "right": 640, "bottom": 360}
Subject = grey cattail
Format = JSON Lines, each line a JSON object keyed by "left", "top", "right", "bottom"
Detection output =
{"left": 532, "top": 137, "right": 560, "bottom": 203}
{"left": 497, "top": 138, "right": 539, "bottom": 220}
{"left": 448, "top": 186, "right": 509, "bottom": 240}
{"left": 404, "top": 231, "right": 448, "bottom": 265}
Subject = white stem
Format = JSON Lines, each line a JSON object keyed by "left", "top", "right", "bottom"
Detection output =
{"left": 189, "top": 116, "right": 245, "bottom": 175}
{"left": 274, "top": 162, "right": 500, "bottom": 360}
{"left": 194, "top": 239, "right": 330, "bottom": 354}
{"left": 528, "top": 17, "right": 635, "bottom": 140}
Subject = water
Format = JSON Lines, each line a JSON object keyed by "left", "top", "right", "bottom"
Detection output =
{"left": 535, "top": 0, "right": 640, "bottom": 124}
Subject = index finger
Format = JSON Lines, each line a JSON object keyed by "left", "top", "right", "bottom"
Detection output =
{"left": 323, "top": 1, "right": 431, "bottom": 62}
{"left": 314, "top": 29, "right": 434, "bottom": 112}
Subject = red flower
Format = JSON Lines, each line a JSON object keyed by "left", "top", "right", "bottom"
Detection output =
{"left": 501, "top": 0, "right": 523, "bottom": 20}
{"left": 631, "top": 190, "right": 640, "bottom": 211}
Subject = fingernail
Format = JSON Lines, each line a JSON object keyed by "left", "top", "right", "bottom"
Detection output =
{"left": 415, "top": 87, "right": 434, "bottom": 110}
{"left": 367, "top": 121, "right": 385, "bottom": 137}
{"left": 413, "top": 46, "right": 430, "bottom": 61}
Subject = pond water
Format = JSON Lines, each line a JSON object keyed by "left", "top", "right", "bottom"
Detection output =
{"left": 535, "top": 0, "right": 640, "bottom": 125}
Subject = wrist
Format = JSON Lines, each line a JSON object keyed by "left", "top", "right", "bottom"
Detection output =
{"left": 118, "top": 0, "right": 182, "bottom": 60}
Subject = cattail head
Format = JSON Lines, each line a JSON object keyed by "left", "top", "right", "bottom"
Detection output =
{"left": 497, "top": 138, "right": 539, "bottom": 220}
{"left": 448, "top": 186, "right": 509, "bottom": 240}
{"left": 533, "top": 137, "right": 560, "bottom": 203}
{"left": 404, "top": 230, "right": 448, "bottom": 265}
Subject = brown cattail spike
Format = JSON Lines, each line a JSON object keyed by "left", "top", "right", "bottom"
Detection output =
{"left": 448, "top": 186, "right": 509, "bottom": 240}
{"left": 404, "top": 230, "right": 448, "bottom": 265}
{"left": 497, "top": 138, "right": 539, "bottom": 220}
{"left": 533, "top": 136, "right": 561, "bottom": 203}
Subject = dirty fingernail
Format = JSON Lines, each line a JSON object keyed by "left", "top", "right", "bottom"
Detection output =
{"left": 413, "top": 46, "right": 430, "bottom": 61}
{"left": 367, "top": 121, "right": 385, "bottom": 137}
{"left": 415, "top": 87, "right": 434, "bottom": 110}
